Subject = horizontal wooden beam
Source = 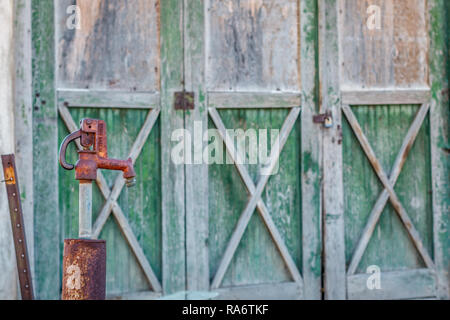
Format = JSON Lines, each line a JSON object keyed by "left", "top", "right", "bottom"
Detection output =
{"left": 341, "top": 89, "right": 430, "bottom": 105}
{"left": 57, "top": 89, "right": 160, "bottom": 109}
{"left": 347, "top": 268, "right": 437, "bottom": 300}
{"left": 215, "top": 282, "right": 302, "bottom": 300}
{"left": 208, "top": 92, "right": 301, "bottom": 109}
{"left": 108, "top": 291, "right": 162, "bottom": 300}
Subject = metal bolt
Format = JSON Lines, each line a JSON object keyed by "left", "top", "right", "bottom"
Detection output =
{"left": 23, "top": 269, "right": 27, "bottom": 273}
{"left": 12, "top": 193, "right": 16, "bottom": 197}
{"left": 17, "top": 224, "right": 20, "bottom": 228}
{"left": 18, "top": 239, "right": 22, "bottom": 243}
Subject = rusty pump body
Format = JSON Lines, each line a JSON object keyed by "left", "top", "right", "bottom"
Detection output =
{"left": 59, "top": 118, "right": 136, "bottom": 300}
{"left": 59, "top": 118, "right": 136, "bottom": 186}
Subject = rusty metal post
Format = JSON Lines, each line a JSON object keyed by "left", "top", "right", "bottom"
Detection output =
{"left": 62, "top": 239, "right": 106, "bottom": 300}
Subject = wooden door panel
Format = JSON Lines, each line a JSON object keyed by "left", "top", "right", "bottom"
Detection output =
{"left": 343, "top": 105, "right": 433, "bottom": 272}
{"left": 321, "top": 0, "right": 448, "bottom": 300}
{"left": 340, "top": 0, "right": 428, "bottom": 89}
{"left": 51, "top": 1, "right": 164, "bottom": 299}
{"left": 206, "top": 0, "right": 300, "bottom": 91}
{"left": 194, "top": 0, "right": 321, "bottom": 300}
{"left": 208, "top": 109, "right": 302, "bottom": 287}
{"left": 56, "top": 0, "right": 160, "bottom": 91}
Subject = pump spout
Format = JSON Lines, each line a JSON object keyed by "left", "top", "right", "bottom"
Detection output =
{"left": 97, "top": 157, "right": 136, "bottom": 187}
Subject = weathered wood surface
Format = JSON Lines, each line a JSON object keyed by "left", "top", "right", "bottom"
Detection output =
{"left": 347, "top": 269, "right": 436, "bottom": 300}
{"left": 346, "top": 103, "right": 431, "bottom": 276}
{"left": 57, "top": 90, "right": 160, "bottom": 109}
{"left": 206, "top": 0, "right": 300, "bottom": 91}
{"left": 343, "top": 104, "right": 435, "bottom": 270}
{"left": 56, "top": 0, "right": 160, "bottom": 91}
{"left": 208, "top": 92, "right": 301, "bottom": 109}
{"left": 184, "top": 0, "right": 210, "bottom": 292}
{"left": 320, "top": 0, "right": 346, "bottom": 300}
{"left": 339, "top": 0, "right": 429, "bottom": 90}
{"left": 342, "top": 104, "right": 435, "bottom": 291}
{"left": 0, "top": 0, "right": 18, "bottom": 300}
{"left": 14, "top": 0, "right": 35, "bottom": 293}
{"left": 428, "top": 0, "right": 450, "bottom": 299}
{"left": 32, "top": 0, "right": 60, "bottom": 299}
{"left": 215, "top": 282, "right": 302, "bottom": 300}
{"left": 341, "top": 89, "right": 430, "bottom": 105}
{"left": 208, "top": 107, "right": 302, "bottom": 291}
{"left": 160, "top": 0, "right": 186, "bottom": 295}
{"left": 300, "top": 0, "right": 322, "bottom": 300}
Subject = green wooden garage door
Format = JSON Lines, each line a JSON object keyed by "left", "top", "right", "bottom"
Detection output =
{"left": 31, "top": 0, "right": 448, "bottom": 300}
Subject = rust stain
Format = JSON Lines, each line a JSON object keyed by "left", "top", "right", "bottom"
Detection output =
{"left": 4, "top": 166, "right": 15, "bottom": 185}
{"left": 393, "top": 0, "right": 428, "bottom": 86}
{"left": 62, "top": 239, "right": 106, "bottom": 300}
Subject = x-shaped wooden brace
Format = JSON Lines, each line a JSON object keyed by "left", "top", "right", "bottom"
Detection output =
{"left": 208, "top": 107, "right": 303, "bottom": 290}
{"left": 58, "top": 105, "right": 162, "bottom": 292}
{"left": 342, "top": 103, "right": 435, "bottom": 275}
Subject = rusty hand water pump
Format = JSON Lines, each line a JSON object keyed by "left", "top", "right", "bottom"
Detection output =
{"left": 59, "top": 118, "right": 136, "bottom": 300}
{"left": 59, "top": 118, "right": 136, "bottom": 187}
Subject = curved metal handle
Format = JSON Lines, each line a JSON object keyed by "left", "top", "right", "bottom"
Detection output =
{"left": 59, "top": 130, "right": 81, "bottom": 170}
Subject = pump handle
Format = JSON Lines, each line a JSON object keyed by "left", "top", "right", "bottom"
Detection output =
{"left": 59, "top": 130, "right": 81, "bottom": 170}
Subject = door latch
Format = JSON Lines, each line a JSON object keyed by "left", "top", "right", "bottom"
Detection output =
{"left": 313, "top": 112, "right": 333, "bottom": 128}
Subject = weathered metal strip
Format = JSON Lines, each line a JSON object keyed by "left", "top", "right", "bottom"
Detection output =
{"left": 1, "top": 154, "right": 34, "bottom": 300}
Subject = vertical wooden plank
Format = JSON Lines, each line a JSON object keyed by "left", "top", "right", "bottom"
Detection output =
{"left": 184, "top": 0, "right": 209, "bottom": 291}
{"left": 428, "top": 0, "right": 449, "bottom": 299}
{"left": 0, "top": 0, "right": 18, "bottom": 300}
{"left": 32, "top": 0, "right": 59, "bottom": 299}
{"left": 300, "top": 0, "right": 322, "bottom": 300}
{"left": 320, "top": 0, "right": 346, "bottom": 299}
{"left": 14, "top": 0, "right": 35, "bottom": 290}
{"left": 160, "top": 0, "right": 186, "bottom": 295}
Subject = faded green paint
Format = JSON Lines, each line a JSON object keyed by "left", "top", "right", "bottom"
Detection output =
{"left": 160, "top": 0, "right": 186, "bottom": 294}
{"left": 300, "top": 0, "right": 321, "bottom": 285}
{"left": 429, "top": 0, "right": 450, "bottom": 298}
{"left": 32, "top": 0, "right": 60, "bottom": 300}
{"left": 58, "top": 109, "right": 162, "bottom": 296}
{"left": 208, "top": 109, "right": 302, "bottom": 286}
{"left": 343, "top": 105, "right": 433, "bottom": 273}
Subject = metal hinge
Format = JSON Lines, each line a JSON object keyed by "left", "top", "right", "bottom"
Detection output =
{"left": 174, "top": 91, "right": 195, "bottom": 110}
{"left": 313, "top": 112, "right": 333, "bottom": 128}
